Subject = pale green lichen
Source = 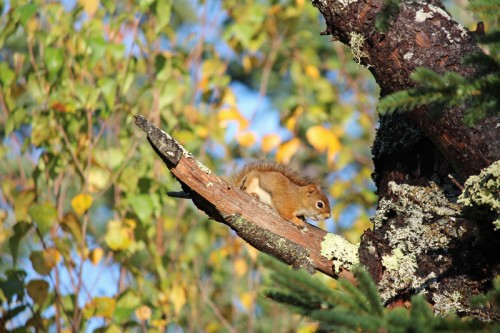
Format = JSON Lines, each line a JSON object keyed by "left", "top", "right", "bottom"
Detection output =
{"left": 433, "top": 291, "right": 465, "bottom": 316}
{"left": 380, "top": 248, "right": 418, "bottom": 301}
{"left": 372, "top": 181, "right": 464, "bottom": 303}
{"left": 349, "top": 32, "right": 370, "bottom": 67}
{"left": 196, "top": 160, "right": 212, "bottom": 174}
{"left": 338, "top": 0, "right": 358, "bottom": 9}
{"left": 458, "top": 160, "right": 500, "bottom": 230}
{"left": 320, "top": 233, "right": 359, "bottom": 274}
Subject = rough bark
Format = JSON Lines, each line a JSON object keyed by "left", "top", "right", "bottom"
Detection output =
{"left": 312, "top": 0, "right": 499, "bottom": 180}
{"left": 312, "top": 0, "right": 500, "bottom": 319}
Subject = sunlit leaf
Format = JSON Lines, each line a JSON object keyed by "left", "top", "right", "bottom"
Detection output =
{"left": 89, "top": 247, "right": 104, "bottom": 265}
{"left": 88, "top": 167, "right": 110, "bottom": 193}
{"left": 304, "top": 64, "right": 320, "bottom": 79}
{"left": 71, "top": 193, "right": 93, "bottom": 216}
{"left": 170, "top": 285, "right": 186, "bottom": 315}
{"left": 44, "top": 47, "right": 64, "bottom": 78}
{"left": 29, "top": 249, "right": 61, "bottom": 275}
{"left": 104, "top": 220, "right": 133, "bottom": 251}
{"left": 83, "top": 296, "right": 116, "bottom": 319}
{"left": 79, "top": 0, "right": 100, "bottom": 16}
{"left": 276, "top": 138, "right": 301, "bottom": 164}
{"left": 135, "top": 305, "right": 152, "bottom": 321}
{"left": 115, "top": 290, "right": 141, "bottom": 323}
{"left": 236, "top": 131, "right": 256, "bottom": 147}
{"left": 218, "top": 108, "right": 249, "bottom": 130}
{"left": 28, "top": 202, "right": 57, "bottom": 236}
{"left": 15, "top": 3, "right": 37, "bottom": 25}
{"left": 234, "top": 258, "right": 248, "bottom": 277}
{"left": 306, "top": 125, "right": 341, "bottom": 163}
{"left": 261, "top": 134, "right": 282, "bottom": 153}
{"left": 240, "top": 291, "right": 255, "bottom": 312}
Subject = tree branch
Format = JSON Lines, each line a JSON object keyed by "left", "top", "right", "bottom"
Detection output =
{"left": 134, "top": 115, "right": 357, "bottom": 280}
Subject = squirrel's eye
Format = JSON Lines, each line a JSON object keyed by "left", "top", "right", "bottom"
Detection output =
{"left": 317, "top": 201, "right": 324, "bottom": 209}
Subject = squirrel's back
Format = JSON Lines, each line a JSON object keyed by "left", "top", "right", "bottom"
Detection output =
{"left": 231, "top": 160, "right": 315, "bottom": 187}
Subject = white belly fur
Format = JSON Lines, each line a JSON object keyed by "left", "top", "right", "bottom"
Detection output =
{"left": 245, "top": 177, "right": 274, "bottom": 208}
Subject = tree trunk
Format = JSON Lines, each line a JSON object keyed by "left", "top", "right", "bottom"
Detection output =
{"left": 312, "top": 0, "right": 500, "bottom": 318}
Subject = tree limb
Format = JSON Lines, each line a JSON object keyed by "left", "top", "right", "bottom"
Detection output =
{"left": 134, "top": 115, "right": 357, "bottom": 280}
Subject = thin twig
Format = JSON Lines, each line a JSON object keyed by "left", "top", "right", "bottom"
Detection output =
{"left": 56, "top": 121, "right": 86, "bottom": 180}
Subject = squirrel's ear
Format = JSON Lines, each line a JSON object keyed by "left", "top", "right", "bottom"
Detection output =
{"left": 307, "top": 185, "right": 318, "bottom": 194}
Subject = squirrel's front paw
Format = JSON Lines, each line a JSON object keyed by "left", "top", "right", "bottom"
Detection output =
{"left": 290, "top": 216, "right": 307, "bottom": 229}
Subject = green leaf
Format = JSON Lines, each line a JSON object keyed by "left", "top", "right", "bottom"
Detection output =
{"left": 28, "top": 202, "right": 58, "bottom": 236}
{"left": 44, "top": 47, "right": 64, "bottom": 78}
{"left": 16, "top": 4, "right": 37, "bottom": 26}
{"left": 0, "top": 62, "right": 15, "bottom": 86}
{"left": 114, "top": 290, "right": 141, "bottom": 323}
{"left": 155, "top": 0, "right": 173, "bottom": 33}
{"left": 0, "top": 269, "right": 27, "bottom": 303}
{"left": 9, "top": 222, "right": 33, "bottom": 266}
{"left": 98, "top": 77, "right": 117, "bottom": 110}
{"left": 60, "top": 213, "right": 83, "bottom": 244}
{"left": 27, "top": 279, "right": 49, "bottom": 306}
{"left": 128, "top": 194, "right": 154, "bottom": 223}
{"left": 29, "top": 251, "right": 51, "bottom": 275}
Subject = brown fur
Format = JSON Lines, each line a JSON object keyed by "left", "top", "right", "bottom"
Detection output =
{"left": 231, "top": 161, "right": 331, "bottom": 229}
{"left": 231, "top": 160, "right": 316, "bottom": 188}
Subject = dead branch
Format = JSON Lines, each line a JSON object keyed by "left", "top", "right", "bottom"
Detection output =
{"left": 135, "top": 115, "right": 357, "bottom": 280}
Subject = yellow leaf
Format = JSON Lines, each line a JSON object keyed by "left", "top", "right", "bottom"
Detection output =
{"left": 306, "top": 125, "right": 330, "bottom": 151}
{"left": 88, "top": 167, "right": 110, "bottom": 193}
{"left": 71, "top": 193, "right": 93, "bottom": 216}
{"left": 83, "top": 296, "right": 116, "bottom": 319}
{"left": 170, "top": 285, "right": 186, "bottom": 315}
{"left": 197, "top": 77, "right": 209, "bottom": 91}
{"left": 244, "top": 243, "right": 259, "bottom": 262}
{"left": 234, "top": 258, "right": 248, "bottom": 277}
{"left": 236, "top": 131, "right": 256, "bottom": 148}
{"left": 218, "top": 108, "right": 248, "bottom": 130}
{"left": 240, "top": 291, "right": 255, "bottom": 312}
{"left": 306, "top": 125, "right": 341, "bottom": 164}
{"left": 242, "top": 55, "right": 252, "bottom": 72}
{"left": 304, "top": 64, "right": 320, "bottom": 79}
{"left": 296, "top": 0, "right": 305, "bottom": 8}
{"left": 135, "top": 305, "right": 152, "bottom": 321}
{"left": 104, "top": 220, "right": 133, "bottom": 251}
{"left": 222, "top": 88, "right": 237, "bottom": 107}
{"left": 276, "top": 138, "right": 301, "bottom": 164}
{"left": 206, "top": 322, "right": 222, "bottom": 333}
{"left": 261, "top": 134, "right": 281, "bottom": 153}
{"left": 297, "top": 323, "right": 319, "bottom": 333}
{"left": 89, "top": 247, "right": 104, "bottom": 265}
{"left": 79, "top": 0, "right": 99, "bottom": 16}
{"left": 44, "top": 248, "right": 61, "bottom": 269}
{"left": 285, "top": 106, "right": 304, "bottom": 131}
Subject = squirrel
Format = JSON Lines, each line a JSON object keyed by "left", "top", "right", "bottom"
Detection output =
{"left": 231, "top": 161, "right": 331, "bottom": 229}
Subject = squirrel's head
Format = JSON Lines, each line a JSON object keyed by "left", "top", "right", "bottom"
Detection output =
{"left": 298, "top": 184, "right": 331, "bottom": 221}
